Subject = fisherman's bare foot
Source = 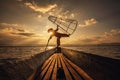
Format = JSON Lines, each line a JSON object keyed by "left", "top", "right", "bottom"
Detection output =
{"left": 68, "top": 34, "right": 71, "bottom": 36}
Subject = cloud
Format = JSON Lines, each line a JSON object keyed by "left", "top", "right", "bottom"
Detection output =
{"left": 79, "top": 18, "right": 97, "bottom": 27}
{"left": 70, "top": 13, "right": 75, "bottom": 18}
{"left": 20, "top": 0, "right": 76, "bottom": 20}
{"left": 81, "top": 37, "right": 98, "bottom": 43}
{"left": 0, "top": 23, "right": 19, "bottom": 28}
{"left": 0, "top": 22, "right": 45, "bottom": 46}
{"left": 23, "top": 1, "right": 76, "bottom": 19}
{"left": 0, "top": 23, "right": 25, "bottom": 32}
{"left": 16, "top": 29, "right": 25, "bottom": 32}
{"left": 11, "top": 32, "right": 35, "bottom": 37}
{"left": 16, "top": 0, "right": 23, "bottom": 2}
{"left": 24, "top": 2, "right": 57, "bottom": 13}
{"left": 0, "top": 31, "right": 44, "bottom": 46}
{"left": 74, "top": 29, "right": 120, "bottom": 44}
{"left": 0, "top": 22, "right": 41, "bottom": 37}
{"left": 38, "top": 15, "right": 42, "bottom": 18}
{"left": 56, "top": 10, "right": 76, "bottom": 19}
{"left": 79, "top": 37, "right": 101, "bottom": 44}
{"left": 102, "top": 29, "right": 120, "bottom": 43}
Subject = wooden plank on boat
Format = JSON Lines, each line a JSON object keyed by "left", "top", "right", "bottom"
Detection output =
{"left": 29, "top": 53, "right": 93, "bottom": 80}
{"left": 38, "top": 54, "right": 55, "bottom": 80}
{"left": 63, "top": 56, "right": 93, "bottom": 80}
{"left": 62, "top": 54, "right": 83, "bottom": 80}
{"left": 57, "top": 54, "right": 61, "bottom": 68}
{"left": 51, "top": 54, "right": 58, "bottom": 80}
{"left": 59, "top": 54, "right": 73, "bottom": 80}
{"left": 41, "top": 54, "right": 54, "bottom": 70}
{"left": 43, "top": 54, "right": 57, "bottom": 80}
{"left": 27, "top": 69, "right": 37, "bottom": 80}
{"left": 27, "top": 54, "right": 55, "bottom": 80}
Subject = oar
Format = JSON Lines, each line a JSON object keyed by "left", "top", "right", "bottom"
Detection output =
{"left": 44, "top": 39, "right": 50, "bottom": 51}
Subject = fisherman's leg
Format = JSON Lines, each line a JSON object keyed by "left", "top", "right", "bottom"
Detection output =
{"left": 61, "top": 33, "right": 70, "bottom": 37}
{"left": 57, "top": 37, "right": 60, "bottom": 47}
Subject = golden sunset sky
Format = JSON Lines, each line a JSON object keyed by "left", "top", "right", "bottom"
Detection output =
{"left": 0, "top": 0, "right": 120, "bottom": 46}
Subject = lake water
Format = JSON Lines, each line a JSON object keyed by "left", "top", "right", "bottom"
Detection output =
{"left": 0, "top": 45, "right": 120, "bottom": 60}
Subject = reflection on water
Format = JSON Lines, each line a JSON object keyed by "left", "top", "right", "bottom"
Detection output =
{"left": 47, "top": 46, "right": 54, "bottom": 50}
{"left": 0, "top": 46, "right": 45, "bottom": 60}
{"left": 0, "top": 45, "right": 120, "bottom": 60}
{"left": 64, "top": 45, "right": 120, "bottom": 59}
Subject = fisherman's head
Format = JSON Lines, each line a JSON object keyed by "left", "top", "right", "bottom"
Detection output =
{"left": 48, "top": 28, "right": 53, "bottom": 33}
{"left": 48, "top": 28, "right": 54, "bottom": 35}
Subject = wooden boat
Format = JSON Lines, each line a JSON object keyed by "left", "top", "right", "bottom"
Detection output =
{"left": 0, "top": 47, "right": 120, "bottom": 80}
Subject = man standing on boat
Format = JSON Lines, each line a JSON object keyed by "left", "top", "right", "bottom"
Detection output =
{"left": 47, "top": 25, "right": 70, "bottom": 47}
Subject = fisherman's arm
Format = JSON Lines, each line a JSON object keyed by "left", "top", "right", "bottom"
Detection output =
{"left": 48, "top": 35, "right": 52, "bottom": 41}
{"left": 55, "top": 25, "right": 59, "bottom": 31}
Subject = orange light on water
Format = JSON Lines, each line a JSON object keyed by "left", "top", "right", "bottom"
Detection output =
{"left": 47, "top": 46, "right": 54, "bottom": 49}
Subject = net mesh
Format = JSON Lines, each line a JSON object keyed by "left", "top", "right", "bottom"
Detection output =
{"left": 48, "top": 16, "right": 78, "bottom": 35}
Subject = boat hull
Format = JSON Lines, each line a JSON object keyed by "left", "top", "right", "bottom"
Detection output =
{"left": 0, "top": 47, "right": 120, "bottom": 80}
{"left": 61, "top": 48, "right": 120, "bottom": 80}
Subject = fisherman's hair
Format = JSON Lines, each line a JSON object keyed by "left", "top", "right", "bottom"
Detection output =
{"left": 48, "top": 28, "right": 53, "bottom": 32}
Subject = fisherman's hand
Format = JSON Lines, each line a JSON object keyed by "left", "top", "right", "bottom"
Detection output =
{"left": 68, "top": 34, "right": 71, "bottom": 37}
{"left": 57, "top": 25, "right": 59, "bottom": 28}
{"left": 48, "top": 36, "right": 52, "bottom": 41}
{"left": 55, "top": 25, "right": 59, "bottom": 31}
{"left": 57, "top": 25, "right": 59, "bottom": 29}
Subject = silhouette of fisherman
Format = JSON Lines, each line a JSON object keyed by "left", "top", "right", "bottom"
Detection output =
{"left": 48, "top": 25, "right": 70, "bottom": 47}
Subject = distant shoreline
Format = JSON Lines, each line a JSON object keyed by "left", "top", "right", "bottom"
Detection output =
{"left": 0, "top": 43, "right": 120, "bottom": 47}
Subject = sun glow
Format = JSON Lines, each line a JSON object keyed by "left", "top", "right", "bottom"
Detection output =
{"left": 49, "top": 32, "right": 53, "bottom": 35}
{"left": 47, "top": 46, "right": 54, "bottom": 49}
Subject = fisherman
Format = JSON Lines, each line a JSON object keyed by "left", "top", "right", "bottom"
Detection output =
{"left": 48, "top": 25, "right": 70, "bottom": 47}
